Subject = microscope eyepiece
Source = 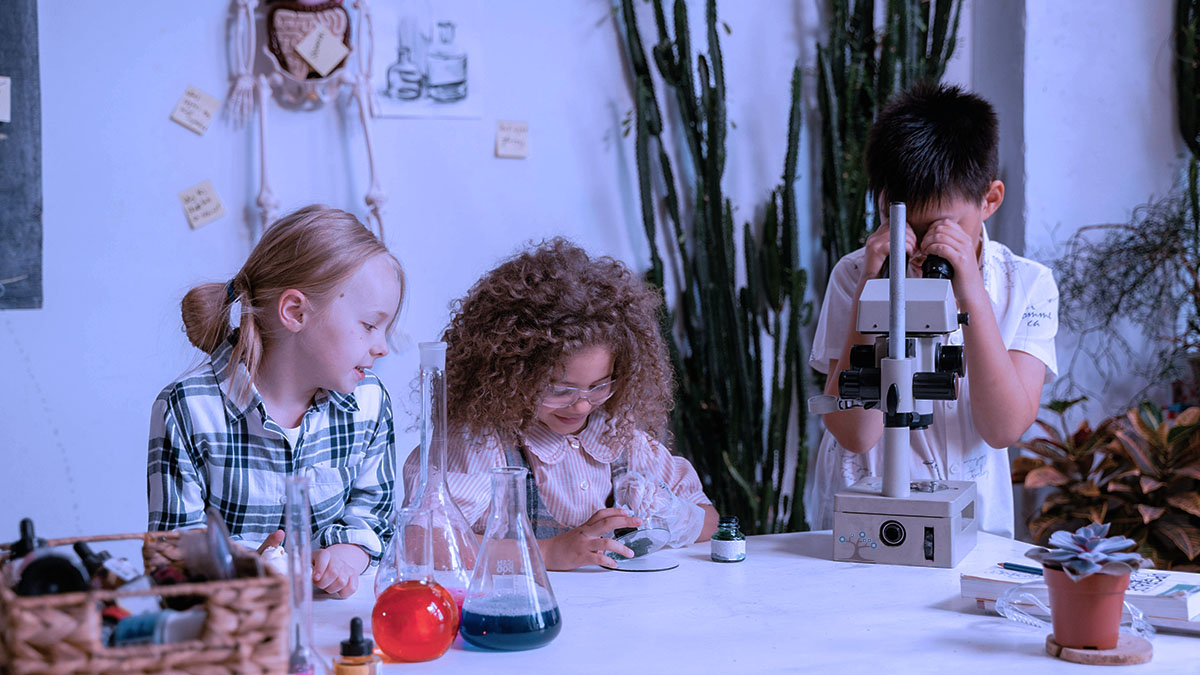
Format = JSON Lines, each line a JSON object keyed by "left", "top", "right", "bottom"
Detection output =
{"left": 922, "top": 255, "right": 954, "bottom": 280}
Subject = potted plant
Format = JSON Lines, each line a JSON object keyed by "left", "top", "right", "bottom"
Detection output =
{"left": 1025, "top": 523, "right": 1151, "bottom": 650}
{"left": 1011, "top": 398, "right": 1126, "bottom": 542}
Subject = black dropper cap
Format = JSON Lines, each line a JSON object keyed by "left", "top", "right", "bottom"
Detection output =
{"left": 9, "top": 518, "right": 46, "bottom": 559}
{"left": 73, "top": 541, "right": 111, "bottom": 577}
{"left": 340, "top": 617, "right": 373, "bottom": 657}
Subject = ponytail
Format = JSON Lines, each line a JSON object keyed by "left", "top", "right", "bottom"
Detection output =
{"left": 180, "top": 282, "right": 233, "bottom": 354}
{"left": 179, "top": 205, "right": 403, "bottom": 404}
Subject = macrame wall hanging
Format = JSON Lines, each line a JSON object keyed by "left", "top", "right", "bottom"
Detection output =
{"left": 228, "top": 0, "right": 386, "bottom": 238}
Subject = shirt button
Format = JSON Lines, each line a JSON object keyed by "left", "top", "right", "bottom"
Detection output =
{"left": 580, "top": 481, "right": 589, "bottom": 491}
{"left": 568, "top": 438, "right": 581, "bottom": 449}
{"left": 278, "top": 495, "right": 286, "bottom": 505}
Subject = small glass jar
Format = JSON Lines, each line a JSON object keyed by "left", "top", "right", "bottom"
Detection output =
{"left": 710, "top": 516, "right": 746, "bottom": 563}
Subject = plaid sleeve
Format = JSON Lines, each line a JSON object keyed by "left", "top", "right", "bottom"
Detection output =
{"left": 147, "top": 386, "right": 208, "bottom": 531}
{"left": 314, "top": 385, "right": 396, "bottom": 564}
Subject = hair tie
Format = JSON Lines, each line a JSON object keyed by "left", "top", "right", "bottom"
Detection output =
{"left": 225, "top": 280, "right": 236, "bottom": 305}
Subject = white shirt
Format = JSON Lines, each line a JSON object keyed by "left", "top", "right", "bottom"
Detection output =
{"left": 804, "top": 224, "right": 1059, "bottom": 537}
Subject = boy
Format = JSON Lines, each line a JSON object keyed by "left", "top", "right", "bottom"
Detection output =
{"left": 806, "top": 83, "right": 1058, "bottom": 537}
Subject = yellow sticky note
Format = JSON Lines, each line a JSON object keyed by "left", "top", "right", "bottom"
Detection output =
{"left": 495, "top": 121, "right": 529, "bottom": 159}
{"left": 295, "top": 26, "right": 350, "bottom": 78}
{"left": 170, "top": 86, "right": 221, "bottom": 135}
{"left": 179, "top": 180, "right": 226, "bottom": 229}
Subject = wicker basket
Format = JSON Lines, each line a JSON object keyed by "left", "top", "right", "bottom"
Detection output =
{"left": 0, "top": 530, "right": 289, "bottom": 674}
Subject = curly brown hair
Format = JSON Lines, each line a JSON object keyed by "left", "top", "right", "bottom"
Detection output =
{"left": 444, "top": 238, "right": 674, "bottom": 449}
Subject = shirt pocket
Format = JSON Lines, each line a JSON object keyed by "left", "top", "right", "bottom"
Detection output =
{"left": 306, "top": 452, "right": 365, "bottom": 506}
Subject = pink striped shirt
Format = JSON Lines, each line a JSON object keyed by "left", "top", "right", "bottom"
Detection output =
{"left": 402, "top": 414, "right": 710, "bottom": 534}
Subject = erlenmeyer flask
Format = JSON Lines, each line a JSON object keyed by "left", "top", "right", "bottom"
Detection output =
{"left": 461, "top": 467, "right": 562, "bottom": 651}
{"left": 284, "top": 476, "right": 329, "bottom": 675}
{"left": 375, "top": 342, "right": 479, "bottom": 605}
{"left": 372, "top": 508, "right": 458, "bottom": 662}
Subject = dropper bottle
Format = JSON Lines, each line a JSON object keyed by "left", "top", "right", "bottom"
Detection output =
{"left": 333, "top": 617, "right": 380, "bottom": 674}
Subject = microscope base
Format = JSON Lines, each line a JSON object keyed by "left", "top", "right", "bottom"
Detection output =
{"left": 832, "top": 477, "right": 978, "bottom": 568}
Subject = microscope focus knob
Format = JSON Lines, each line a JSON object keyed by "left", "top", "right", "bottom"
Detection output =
{"left": 849, "top": 344, "right": 877, "bottom": 369}
{"left": 912, "top": 372, "right": 957, "bottom": 400}
{"left": 936, "top": 345, "right": 965, "bottom": 376}
{"left": 839, "top": 368, "right": 880, "bottom": 403}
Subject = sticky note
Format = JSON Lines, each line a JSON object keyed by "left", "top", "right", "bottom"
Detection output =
{"left": 170, "top": 86, "right": 221, "bottom": 135}
{"left": 0, "top": 77, "right": 11, "bottom": 124}
{"left": 495, "top": 121, "right": 529, "bottom": 159}
{"left": 179, "top": 180, "right": 226, "bottom": 229}
{"left": 295, "top": 26, "right": 350, "bottom": 78}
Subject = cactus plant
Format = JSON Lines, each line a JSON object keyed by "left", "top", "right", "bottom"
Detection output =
{"left": 617, "top": 0, "right": 811, "bottom": 534}
{"left": 817, "top": 0, "right": 963, "bottom": 271}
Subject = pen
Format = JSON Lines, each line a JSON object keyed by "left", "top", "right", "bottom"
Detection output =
{"left": 998, "top": 562, "right": 1043, "bottom": 576}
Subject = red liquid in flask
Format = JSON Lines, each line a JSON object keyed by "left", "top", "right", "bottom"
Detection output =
{"left": 371, "top": 580, "right": 460, "bottom": 662}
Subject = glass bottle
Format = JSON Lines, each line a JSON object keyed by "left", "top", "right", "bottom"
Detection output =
{"left": 372, "top": 508, "right": 458, "bottom": 662}
{"left": 333, "top": 617, "right": 380, "bottom": 674}
{"left": 285, "top": 476, "right": 328, "bottom": 675}
{"left": 460, "top": 467, "right": 562, "bottom": 651}
{"left": 426, "top": 21, "right": 467, "bottom": 102}
{"left": 384, "top": 46, "right": 422, "bottom": 100}
{"left": 375, "top": 342, "right": 479, "bottom": 607}
{"left": 710, "top": 515, "right": 746, "bottom": 563}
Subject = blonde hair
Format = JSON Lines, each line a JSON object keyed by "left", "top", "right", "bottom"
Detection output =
{"left": 181, "top": 205, "right": 404, "bottom": 399}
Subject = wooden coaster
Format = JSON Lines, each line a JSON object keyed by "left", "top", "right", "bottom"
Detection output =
{"left": 1045, "top": 634, "right": 1153, "bottom": 665}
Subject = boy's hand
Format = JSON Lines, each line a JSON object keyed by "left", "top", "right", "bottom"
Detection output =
{"left": 862, "top": 219, "right": 919, "bottom": 282}
{"left": 919, "top": 219, "right": 983, "bottom": 297}
{"left": 541, "top": 508, "right": 642, "bottom": 571}
{"left": 312, "top": 543, "right": 369, "bottom": 598}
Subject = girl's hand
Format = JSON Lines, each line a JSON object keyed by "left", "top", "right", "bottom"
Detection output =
{"left": 256, "top": 529, "right": 285, "bottom": 555}
{"left": 541, "top": 508, "right": 642, "bottom": 571}
{"left": 312, "top": 543, "right": 369, "bottom": 599}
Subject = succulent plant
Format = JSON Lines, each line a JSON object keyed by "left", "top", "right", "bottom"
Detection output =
{"left": 1026, "top": 523, "right": 1152, "bottom": 581}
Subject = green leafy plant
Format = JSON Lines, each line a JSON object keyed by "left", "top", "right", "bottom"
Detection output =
{"left": 1025, "top": 522, "right": 1150, "bottom": 581}
{"left": 1106, "top": 404, "right": 1200, "bottom": 570}
{"left": 616, "top": 0, "right": 810, "bottom": 534}
{"left": 1015, "top": 399, "right": 1200, "bottom": 570}
{"left": 1012, "top": 397, "right": 1126, "bottom": 543}
{"left": 817, "top": 0, "right": 963, "bottom": 270}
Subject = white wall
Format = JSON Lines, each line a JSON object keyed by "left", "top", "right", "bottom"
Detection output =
{"left": 0, "top": 0, "right": 807, "bottom": 540}
{"left": 1023, "top": 0, "right": 1184, "bottom": 416}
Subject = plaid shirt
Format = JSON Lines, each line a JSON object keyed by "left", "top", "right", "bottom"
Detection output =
{"left": 147, "top": 335, "right": 395, "bottom": 561}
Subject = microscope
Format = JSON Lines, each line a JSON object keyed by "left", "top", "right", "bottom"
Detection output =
{"left": 810, "top": 203, "right": 979, "bottom": 568}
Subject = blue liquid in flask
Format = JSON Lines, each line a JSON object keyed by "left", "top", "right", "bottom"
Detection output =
{"left": 460, "top": 594, "right": 562, "bottom": 651}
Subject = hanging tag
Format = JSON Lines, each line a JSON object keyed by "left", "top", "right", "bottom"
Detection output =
{"left": 170, "top": 86, "right": 221, "bottom": 135}
{"left": 295, "top": 25, "right": 350, "bottom": 78}
{"left": 179, "top": 180, "right": 226, "bottom": 229}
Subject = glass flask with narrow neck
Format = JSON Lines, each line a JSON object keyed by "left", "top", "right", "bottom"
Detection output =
{"left": 285, "top": 476, "right": 329, "bottom": 675}
{"left": 461, "top": 467, "right": 562, "bottom": 651}
{"left": 372, "top": 508, "right": 459, "bottom": 662}
{"left": 375, "top": 342, "right": 479, "bottom": 606}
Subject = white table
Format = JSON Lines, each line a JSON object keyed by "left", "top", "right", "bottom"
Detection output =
{"left": 312, "top": 532, "right": 1197, "bottom": 673}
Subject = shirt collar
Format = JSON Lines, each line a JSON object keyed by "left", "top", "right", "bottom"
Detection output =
{"left": 522, "top": 412, "right": 622, "bottom": 465}
{"left": 210, "top": 331, "right": 359, "bottom": 423}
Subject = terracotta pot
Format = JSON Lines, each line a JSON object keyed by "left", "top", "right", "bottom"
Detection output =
{"left": 1044, "top": 566, "right": 1130, "bottom": 650}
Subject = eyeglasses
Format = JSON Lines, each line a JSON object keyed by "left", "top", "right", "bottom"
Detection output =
{"left": 539, "top": 379, "right": 617, "bottom": 409}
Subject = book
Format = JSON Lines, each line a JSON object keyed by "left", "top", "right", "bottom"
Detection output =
{"left": 960, "top": 562, "right": 1200, "bottom": 622}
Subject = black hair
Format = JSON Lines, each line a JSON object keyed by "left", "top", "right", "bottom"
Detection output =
{"left": 865, "top": 82, "right": 999, "bottom": 212}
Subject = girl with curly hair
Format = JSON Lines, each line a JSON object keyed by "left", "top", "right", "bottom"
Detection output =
{"left": 403, "top": 239, "right": 717, "bottom": 570}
